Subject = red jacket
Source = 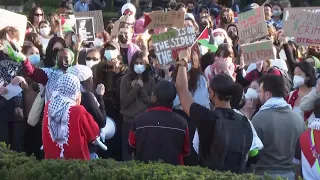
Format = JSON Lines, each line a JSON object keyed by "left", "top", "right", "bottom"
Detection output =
{"left": 286, "top": 89, "right": 313, "bottom": 121}
{"left": 42, "top": 102, "right": 99, "bottom": 160}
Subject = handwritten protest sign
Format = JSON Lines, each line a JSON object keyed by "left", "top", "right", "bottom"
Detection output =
{"left": 241, "top": 40, "right": 275, "bottom": 64}
{"left": 144, "top": 11, "right": 185, "bottom": 30}
{"left": 283, "top": 7, "right": 320, "bottom": 45}
{"left": 74, "top": 10, "right": 104, "bottom": 33}
{"left": 0, "top": 9, "right": 27, "bottom": 46}
{"left": 152, "top": 26, "right": 196, "bottom": 64}
{"left": 238, "top": 7, "right": 268, "bottom": 44}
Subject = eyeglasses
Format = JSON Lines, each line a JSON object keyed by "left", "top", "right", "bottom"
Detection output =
{"left": 86, "top": 57, "right": 100, "bottom": 61}
{"left": 35, "top": 13, "right": 43, "bottom": 17}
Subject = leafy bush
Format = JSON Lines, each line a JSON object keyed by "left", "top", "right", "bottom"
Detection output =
{"left": 0, "top": 143, "right": 265, "bottom": 180}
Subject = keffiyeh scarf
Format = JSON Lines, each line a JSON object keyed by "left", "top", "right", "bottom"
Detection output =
{"left": 308, "top": 117, "right": 320, "bottom": 131}
{"left": 208, "top": 57, "right": 235, "bottom": 81}
{"left": 259, "top": 97, "right": 291, "bottom": 112}
{"left": 48, "top": 73, "right": 80, "bottom": 157}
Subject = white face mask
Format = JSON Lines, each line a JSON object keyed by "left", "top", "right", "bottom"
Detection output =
{"left": 40, "top": 27, "right": 51, "bottom": 36}
{"left": 245, "top": 88, "right": 259, "bottom": 100}
{"left": 214, "top": 36, "right": 225, "bottom": 46}
{"left": 187, "top": 62, "right": 192, "bottom": 72}
{"left": 93, "top": 38, "right": 104, "bottom": 47}
{"left": 72, "top": 35, "right": 77, "bottom": 44}
{"left": 86, "top": 60, "right": 99, "bottom": 68}
{"left": 134, "top": 64, "right": 146, "bottom": 74}
{"left": 293, "top": 75, "right": 305, "bottom": 88}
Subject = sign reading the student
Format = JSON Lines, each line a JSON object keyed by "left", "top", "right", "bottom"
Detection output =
{"left": 74, "top": 10, "right": 103, "bottom": 33}
{"left": 75, "top": 17, "right": 95, "bottom": 42}
{"left": 283, "top": 7, "right": 320, "bottom": 45}
{"left": 241, "top": 40, "right": 275, "bottom": 64}
{"left": 151, "top": 26, "right": 196, "bottom": 64}
{"left": 238, "top": 7, "right": 268, "bottom": 44}
{"left": 144, "top": 10, "right": 185, "bottom": 30}
{"left": 0, "top": 9, "right": 27, "bottom": 46}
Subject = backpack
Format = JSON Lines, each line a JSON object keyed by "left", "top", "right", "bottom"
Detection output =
{"left": 269, "top": 67, "right": 293, "bottom": 97}
{"left": 200, "top": 109, "right": 253, "bottom": 173}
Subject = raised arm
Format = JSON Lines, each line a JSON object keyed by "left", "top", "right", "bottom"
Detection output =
{"left": 176, "top": 49, "right": 195, "bottom": 116}
{"left": 23, "top": 59, "right": 48, "bottom": 85}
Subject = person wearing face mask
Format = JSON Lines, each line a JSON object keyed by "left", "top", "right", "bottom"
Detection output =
{"left": 18, "top": 44, "right": 44, "bottom": 159}
{"left": 42, "top": 73, "right": 99, "bottom": 160}
{"left": 271, "top": 3, "right": 283, "bottom": 29}
{"left": 92, "top": 42, "right": 126, "bottom": 160}
{"left": 118, "top": 24, "right": 140, "bottom": 65}
{"left": 219, "top": 8, "right": 235, "bottom": 30}
{"left": 39, "top": 21, "right": 54, "bottom": 54}
{"left": 93, "top": 31, "right": 107, "bottom": 48}
{"left": 175, "top": 49, "right": 254, "bottom": 173}
{"left": 243, "top": 81, "right": 260, "bottom": 119}
{"left": 120, "top": 51, "right": 155, "bottom": 161}
{"left": 23, "top": 48, "right": 75, "bottom": 103}
{"left": 212, "top": 28, "right": 232, "bottom": 47}
{"left": 205, "top": 43, "right": 235, "bottom": 81}
{"left": 44, "top": 37, "right": 67, "bottom": 67}
{"left": 0, "top": 26, "right": 26, "bottom": 153}
{"left": 286, "top": 62, "right": 316, "bottom": 121}
{"left": 171, "top": 50, "right": 210, "bottom": 165}
{"left": 226, "top": 23, "right": 240, "bottom": 58}
{"left": 85, "top": 48, "right": 101, "bottom": 69}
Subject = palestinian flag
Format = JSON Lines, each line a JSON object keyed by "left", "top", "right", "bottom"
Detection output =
{"left": 196, "top": 27, "right": 218, "bottom": 53}
{"left": 60, "top": 15, "right": 75, "bottom": 32}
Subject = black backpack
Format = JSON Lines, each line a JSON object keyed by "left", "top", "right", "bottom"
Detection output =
{"left": 200, "top": 109, "right": 253, "bottom": 173}
{"left": 269, "top": 67, "right": 293, "bottom": 97}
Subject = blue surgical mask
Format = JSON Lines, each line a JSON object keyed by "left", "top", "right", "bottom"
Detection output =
{"left": 28, "top": 54, "right": 41, "bottom": 65}
{"left": 134, "top": 64, "right": 146, "bottom": 74}
{"left": 104, "top": 50, "right": 118, "bottom": 61}
{"left": 187, "top": 62, "right": 192, "bottom": 72}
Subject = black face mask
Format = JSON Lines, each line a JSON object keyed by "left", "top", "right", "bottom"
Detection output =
{"left": 118, "top": 34, "right": 128, "bottom": 44}
{"left": 57, "top": 59, "right": 70, "bottom": 71}
{"left": 52, "top": 48, "right": 60, "bottom": 61}
{"left": 228, "top": 31, "right": 238, "bottom": 42}
{"left": 222, "top": 16, "right": 231, "bottom": 24}
{"left": 169, "top": 3, "right": 176, "bottom": 10}
{"left": 187, "top": 8, "right": 194, "bottom": 13}
{"left": 149, "top": 49, "right": 156, "bottom": 58}
{"left": 199, "top": 23, "right": 208, "bottom": 32}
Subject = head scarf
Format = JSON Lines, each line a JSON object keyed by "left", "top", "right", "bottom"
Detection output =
{"left": 208, "top": 57, "right": 235, "bottom": 81}
{"left": 67, "top": 64, "right": 93, "bottom": 92}
{"left": 312, "top": 56, "right": 320, "bottom": 69}
{"left": 272, "top": 59, "right": 288, "bottom": 73}
{"left": 48, "top": 73, "right": 80, "bottom": 157}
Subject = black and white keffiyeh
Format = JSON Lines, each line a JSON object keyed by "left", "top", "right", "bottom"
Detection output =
{"left": 67, "top": 65, "right": 93, "bottom": 82}
{"left": 42, "top": 68, "right": 64, "bottom": 103}
{"left": 48, "top": 73, "right": 80, "bottom": 158}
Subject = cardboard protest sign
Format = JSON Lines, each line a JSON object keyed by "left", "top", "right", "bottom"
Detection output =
{"left": 283, "top": 7, "right": 320, "bottom": 45}
{"left": 0, "top": 9, "right": 27, "bottom": 46}
{"left": 152, "top": 26, "right": 196, "bottom": 65}
{"left": 75, "top": 17, "right": 95, "bottom": 42}
{"left": 238, "top": 7, "right": 268, "bottom": 44}
{"left": 74, "top": 10, "right": 104, "bottom": 33}
{"left": 144, "top": 11, "right": 185, "bottom": 30}
{"left": 241, "top": 40, "right": 275, "bottom": 64}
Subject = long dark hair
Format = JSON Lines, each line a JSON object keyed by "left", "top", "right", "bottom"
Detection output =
{"left": 172, "top": 50, "right": 202, "bottom": 93}
{"left": 44, "top": 37, "right": 66, "bottom": 67}
{"left": 129, "top": 51, "right": 149, "bottom": 83}
{"left": 28, "top": 7, "right": 44, "bottom": 26}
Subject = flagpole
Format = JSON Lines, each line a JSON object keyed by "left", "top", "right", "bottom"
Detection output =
{"left": 191, "top": 25, "right": 208, "bottom": 48}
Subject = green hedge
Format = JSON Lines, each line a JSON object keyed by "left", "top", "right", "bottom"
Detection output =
{"left": 0, "top": 143, "right": 268, "bottom": 180}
